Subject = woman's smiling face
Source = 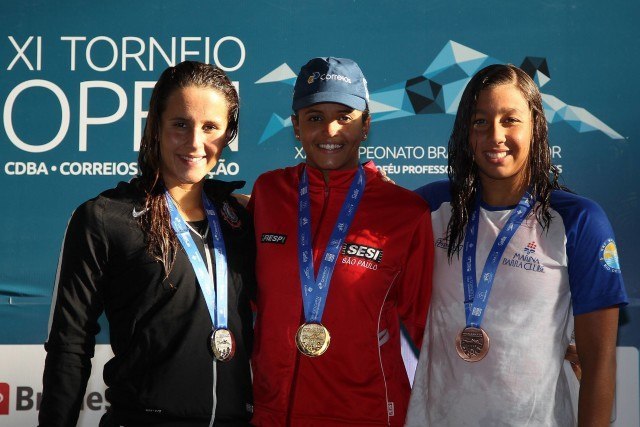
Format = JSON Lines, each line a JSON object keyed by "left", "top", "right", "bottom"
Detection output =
{"left": 293, "top": 102, "right": 369, "bottom": 174}
{"left": 469, "top": 83, "right": 533, "bottom": 191}
{"left": 159, "top": 86, "right": 229, "bottom": 189}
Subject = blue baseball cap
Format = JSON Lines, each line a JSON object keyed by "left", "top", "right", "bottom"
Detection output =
{"left": 292, "top": 57, "right": 369, "bottom": 112}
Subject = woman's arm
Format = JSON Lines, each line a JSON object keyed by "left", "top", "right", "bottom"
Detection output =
{"left": 39, "top": 201, "right": 107, "bottom": 426}
{"left": 574, "top": 305, "right": 619, "bottom": 427}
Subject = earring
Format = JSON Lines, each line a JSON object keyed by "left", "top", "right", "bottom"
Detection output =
{"left": 362, "top": 133, "right": 368, "bottom": 141}
{"left": 295, "top": 134, "right": 300, "bottom": 140}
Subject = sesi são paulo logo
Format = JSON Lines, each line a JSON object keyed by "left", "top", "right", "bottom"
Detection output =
{"left": 340, "top": 242, "right": 383, "bottom": 271}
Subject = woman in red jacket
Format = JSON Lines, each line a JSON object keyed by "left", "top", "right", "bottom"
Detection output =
{"left": 248, "top": 57, "right": 434, "bottom": 427}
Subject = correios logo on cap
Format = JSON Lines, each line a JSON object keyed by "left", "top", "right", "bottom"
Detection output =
{"left": 308, "top": 71, "right": 352, "bottom": 84}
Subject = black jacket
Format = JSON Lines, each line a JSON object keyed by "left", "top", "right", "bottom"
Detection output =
{"left": 39, "top": 178, "right": 255, "bottom": 426}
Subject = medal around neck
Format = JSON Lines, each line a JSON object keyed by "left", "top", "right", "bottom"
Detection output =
{"left": 211, "top": 328, "right": 236, "bottom": 362}
{"left": 457, "top": 191, "right": 533, "bottom": 363}
{"left": 295, "top": 323, "right": 331, "bottom": 357}
{"left": 165, "top": 191, "right": 234, "bottom": 361}
{"left": 296, "top": 165, "right": 365, "bottom": 357}
{"left": 455, "top": 326, "right": 489, "bottom": 362}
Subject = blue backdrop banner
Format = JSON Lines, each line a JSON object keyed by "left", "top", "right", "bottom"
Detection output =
{"left": 1, "top": 0, "right": 638, "bottom": 424}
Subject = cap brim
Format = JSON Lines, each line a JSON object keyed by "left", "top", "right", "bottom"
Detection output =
{"left": 293, "top": 92, "right": 368, "bottom": 112}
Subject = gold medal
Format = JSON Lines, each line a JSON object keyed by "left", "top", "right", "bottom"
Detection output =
{"left": 455, "top": 326, "right": 489, "bottom": 362}
{"left": 295, "top": 323, "right": 330, "bottom": 357}
{"left": 211, "top": 328, "right": 236, "bottom": 362}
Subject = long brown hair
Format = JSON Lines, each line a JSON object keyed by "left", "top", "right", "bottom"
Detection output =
{"left": 446, "top": 64, "right": 564, "bottom": 261}
{"left": 136, "top": 61, "right": 239, "bottom": 271}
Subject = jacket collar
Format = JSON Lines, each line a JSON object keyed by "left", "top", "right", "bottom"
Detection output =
{"left": 203, "top": 179, "right": 246, "bottom": 202}
{"left": 301, "top": 161, "right": 378, "bottom": 189}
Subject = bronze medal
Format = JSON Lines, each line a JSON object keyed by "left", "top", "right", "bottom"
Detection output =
{"left": 455, "top": 326, "right": 489, "bottom": 362}
{"left": 295, "top": 323, "right": 330, "bottom": 357}
{"left": 211, "top": 328, "right": 236, "bottom": 362}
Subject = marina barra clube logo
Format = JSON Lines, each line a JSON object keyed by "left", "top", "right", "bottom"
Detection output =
{"left": 502, "top": 241, "right": 545, "bottom": 273}
{"left": 599, "top": 238, "right": 621, "bottom": 273}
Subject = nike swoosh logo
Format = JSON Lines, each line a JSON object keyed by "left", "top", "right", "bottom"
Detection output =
{"left": 132, "top": 207, "right": 149, "bottom": 218}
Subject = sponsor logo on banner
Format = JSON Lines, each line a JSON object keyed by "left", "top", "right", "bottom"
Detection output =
{"left": 0, "top": 345, "right": 113, "bottom": 425}
{"left": 2, "top": 35, "right": 246, "bottom": 177}
{"left": 0, "top": 383, "right": 9, "bottom": 415}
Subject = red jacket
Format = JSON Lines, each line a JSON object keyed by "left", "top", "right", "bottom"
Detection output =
{"left": 249, "top": 162, "right": 433, "bottom": 426}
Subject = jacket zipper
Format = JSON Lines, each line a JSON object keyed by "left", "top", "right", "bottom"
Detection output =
{"left": 285, "top": 183, "right": 331, "bottom": 426}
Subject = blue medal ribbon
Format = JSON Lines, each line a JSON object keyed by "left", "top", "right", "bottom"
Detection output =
{"left": 298, "top": 165, "right": 365, "bottom": 323}
{"left": 462, "top": 190, "right": 533, "bottom": 328}
{"left": 165, "top": 190, "right": 229, "bottom": 329}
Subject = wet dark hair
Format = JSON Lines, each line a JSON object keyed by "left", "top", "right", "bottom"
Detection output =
{"left": 136, "top": 61, "right": 239, "bottom": 270}
{"left": 446, "top": 63, "right": 564, "bottom": 261}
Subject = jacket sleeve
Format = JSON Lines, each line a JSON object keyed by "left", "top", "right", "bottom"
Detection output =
{"left": 39, "top": 199, "right": 107, "bottom": 427}
{"left": 395, "top": 207, "right": 434, "bottom": 350}
{"left": 246, "top": 178, "right": 258, "bottom": 215}
{"left": 229, "top": 192, "right": 258, "bottom": 305}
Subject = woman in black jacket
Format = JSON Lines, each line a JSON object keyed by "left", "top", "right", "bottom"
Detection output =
{"left": 39, "top": 61, "right": 255, "bottom": 427}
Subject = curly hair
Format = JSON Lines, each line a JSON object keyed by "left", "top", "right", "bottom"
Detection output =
{"left": 446, "top": 64, "right": 564, "bottom": 261}
{"left": 136, "top": 61, "right": 239, "bottom": 271}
